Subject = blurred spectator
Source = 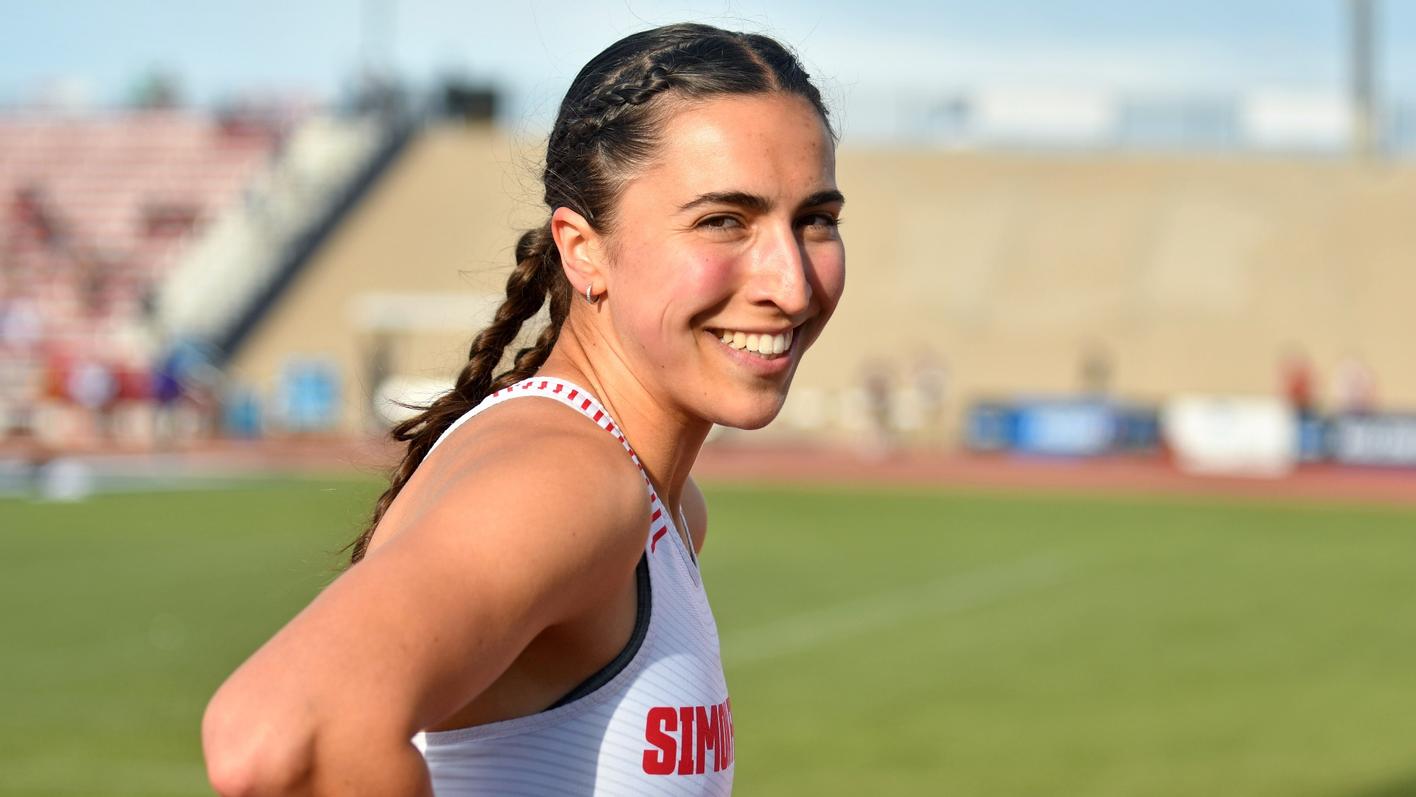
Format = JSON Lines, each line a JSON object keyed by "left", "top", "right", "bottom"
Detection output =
{"left": 1080, "top": 342, "right": 1113, "bottom": 397}
{"left": 150, "top": 341, "right": 224, "bottom": 446}
{"left": 10, "top": 185, "right": 64, "bottom": 248}
{"left": 67, "top": 360, "right": 117, "bottom": 411}
{"left": 1332, "top": 353, "right": 1377, "bottom": 415}
{"left": 67, "top": 359, "right": 118, "bottom": 440}
{"left": 911, "top": 346, "right": 949, "bottom": 445}
{"left": 76, "top": 251, "right": 113, "bottom": 316}
{"left": 150, "top": 348, "right": 184, "bottom": 446}
{"left": 1280, "top": 347, "right": 1317, "bottom": 418}
{"left": 1, "top": 298, "right": 43, "bottom": 350}
{"left": 861, "top": 358, "right": 896, "bottom": 456}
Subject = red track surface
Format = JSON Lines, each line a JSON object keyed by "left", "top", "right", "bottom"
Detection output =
{"left": 6, "top": 437, "right": 1413, "bottom": 507}
{"left": 693, "top": 443, "right": 1416, "bottom": 507}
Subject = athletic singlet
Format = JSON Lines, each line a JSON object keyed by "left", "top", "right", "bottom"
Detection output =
{"left": 410, "top": 376, "right": 735, "bottom": 796}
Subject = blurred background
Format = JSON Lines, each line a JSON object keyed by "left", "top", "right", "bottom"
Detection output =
{"left": 2, "top": 1, "right": 1414, "bottom": 795}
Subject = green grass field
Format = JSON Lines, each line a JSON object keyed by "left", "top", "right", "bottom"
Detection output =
{"left": 2, "top": 478, "right": 1414, "bottom": 796}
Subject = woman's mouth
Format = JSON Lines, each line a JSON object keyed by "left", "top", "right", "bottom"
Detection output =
{"left": 705, "top": 327, "right": 795, "bottom": 360}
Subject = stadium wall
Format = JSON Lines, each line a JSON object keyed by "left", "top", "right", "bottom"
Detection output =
{"left": 225, "top": 124, "right": 542, "bottom": 433}
{"left": 227, "top": 122, "right": 1416, "bottom": 442}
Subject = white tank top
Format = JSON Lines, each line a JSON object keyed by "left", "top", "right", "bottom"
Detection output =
{"left": 411, "top": 376, "right": 735, "bottom": 795}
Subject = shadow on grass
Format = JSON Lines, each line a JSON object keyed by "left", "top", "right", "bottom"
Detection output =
{"left": 1348, "top": 772, "right": 1416, "bottom": 797}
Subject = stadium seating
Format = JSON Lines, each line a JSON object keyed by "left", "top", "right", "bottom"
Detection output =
{"left": 157, "top": 115, "right": 387, "bottom": 346}
{"left": 0, "top": 110, "right": 284, "bottom": 436}
{"left": 2, "top": 111, "right": 282, "bottom": 345}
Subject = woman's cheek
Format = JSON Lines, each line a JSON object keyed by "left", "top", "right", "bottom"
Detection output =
{"left": 827, "top": 250, "right": 846, "bottom": 301}
{"left": 683, "top": 252, "right": 738, "bottom": 297}
{"left": 814, "top": 244, "right": 847, "bottom": 317}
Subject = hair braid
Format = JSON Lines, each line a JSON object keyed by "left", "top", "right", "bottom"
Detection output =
{"left": 346, "top": 224, "right": 561, "bottom": 564}
{"left": 548, "top": 66, "right": 675, "bottom": 167}
{"left": 581, "top": 65, "right": 673, "bottom": 118}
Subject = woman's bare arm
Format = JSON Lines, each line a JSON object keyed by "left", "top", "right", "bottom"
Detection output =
{"left": 202, "top": 429, "right": 648, "bottom": 796}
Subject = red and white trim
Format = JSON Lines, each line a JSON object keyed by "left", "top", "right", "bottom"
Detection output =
{"left": 469, "top": 377, "right": 693, "bottom": 575}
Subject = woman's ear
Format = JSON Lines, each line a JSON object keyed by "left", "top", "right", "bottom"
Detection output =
{"left": 550, "top": 206, "right": 604, "bottom": 298}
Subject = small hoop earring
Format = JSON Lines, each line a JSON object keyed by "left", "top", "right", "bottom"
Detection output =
{"left": 584, "top": 283, "right": 599, "bottom": 305}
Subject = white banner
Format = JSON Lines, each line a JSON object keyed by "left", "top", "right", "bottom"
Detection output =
{"left": 1162, "top": 395, "right": 1297, "bottom": 477}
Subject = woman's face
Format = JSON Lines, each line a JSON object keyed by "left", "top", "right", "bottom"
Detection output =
{"left": 600, "top": 92, "right": 846, "bottom": 429}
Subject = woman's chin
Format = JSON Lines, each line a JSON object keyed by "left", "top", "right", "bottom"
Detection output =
{"left": 705, "top": 392, "right": 789, "bottom": 431}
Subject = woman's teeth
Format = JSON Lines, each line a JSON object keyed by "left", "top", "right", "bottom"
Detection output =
{"left": 712, "top": 328, "right": 793, "bottom": 357}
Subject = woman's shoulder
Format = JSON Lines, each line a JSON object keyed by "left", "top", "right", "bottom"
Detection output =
{"left": 405, "top": 395, "right": 650, "bottom": 540}
{"left": 443, "top": 390, "right": 638, "bottom": 472}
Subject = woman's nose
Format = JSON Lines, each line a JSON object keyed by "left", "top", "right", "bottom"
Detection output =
{"left": 750, "top": 224, "right": 813, "bottom": 317}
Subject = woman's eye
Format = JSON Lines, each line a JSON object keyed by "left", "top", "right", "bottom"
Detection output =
{"left": 800, "top": 213, "right": 840, "bottom": 231}
{"left": 698, "top": 215, "right": 743, "bottom": 231}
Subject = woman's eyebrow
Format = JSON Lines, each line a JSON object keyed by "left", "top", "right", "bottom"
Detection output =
{"left": 800, "top": 189, "right": 845, "bottom": 209}
{"left": 677, "top": 190, "right": 771, "bottom": 214}
{"left": 677, "top": 188, "right": 846, "bottom": 214}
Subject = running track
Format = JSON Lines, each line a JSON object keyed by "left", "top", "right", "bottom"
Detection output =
{"left": 6, "top": 437, "right": 1412, "bottom": 507}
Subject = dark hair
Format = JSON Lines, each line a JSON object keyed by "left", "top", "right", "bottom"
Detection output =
{"left": 346, "top": 22, "right": 831, "bottom": 564}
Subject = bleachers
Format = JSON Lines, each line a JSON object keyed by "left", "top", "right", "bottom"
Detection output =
{"left": 0, "top": 110, "right": 286, "bottom": 435}
{"left": 1, "top": 111, "right": 281, "bottom": 354}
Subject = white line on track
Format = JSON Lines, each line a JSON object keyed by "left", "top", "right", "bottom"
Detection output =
{"left": 722, "top": 553, "right": 1077, "bottom": 667}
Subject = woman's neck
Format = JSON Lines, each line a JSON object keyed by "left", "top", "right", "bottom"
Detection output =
{"left": 535, "top": 332, "right": 711, "bottom": 516}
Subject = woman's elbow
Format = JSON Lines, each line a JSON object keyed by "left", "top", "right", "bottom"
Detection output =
{"left": 202, "top": 687, "right": 316, "bottom": 797}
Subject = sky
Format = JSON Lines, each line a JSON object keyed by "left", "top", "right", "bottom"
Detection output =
{"left": 3, "top": 0, "right": 1415, "bottom": 138}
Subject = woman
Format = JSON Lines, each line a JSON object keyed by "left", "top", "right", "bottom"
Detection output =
{"left": 203, "top": 22, "right": 845, "bottom": 795}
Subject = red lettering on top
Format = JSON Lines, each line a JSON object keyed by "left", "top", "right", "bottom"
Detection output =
{"left": 713, "top": 704, "right": 726, "bottom": 771}
{"left": 677, "top": 707, "right": 696, "bottom": 775}
{"left": 642, "top": 707, "right": 677, "bottom": 775}
{"left": 694, "top": 705, "right": 718, "bottom": 774}
{"left": 642, "top": 699, "right": 734, "bottom": 776}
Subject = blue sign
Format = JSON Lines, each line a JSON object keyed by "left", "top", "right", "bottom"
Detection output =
{"left": 279, "top": 359, "right": 341, "bottom": 432}
{"left": 1013, "top": 400, "right": 1116, "bottom": 456}
{"left": 1330, "top": 414, "right": 1416, "bottom": 467}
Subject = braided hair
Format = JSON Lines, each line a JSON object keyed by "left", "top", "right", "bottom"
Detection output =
{"left": 346, "top": 23, "right": 832, "bottom": 565}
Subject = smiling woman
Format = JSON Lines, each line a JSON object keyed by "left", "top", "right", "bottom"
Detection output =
{"left": 201, "top": 23, "right": 843, "bottom": 797}
{"left": 585, "top": 92, "right": 845, "bottom": 419}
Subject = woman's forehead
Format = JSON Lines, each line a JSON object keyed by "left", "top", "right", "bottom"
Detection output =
{"left": 643, "top": 93, "right": 836, "bottom": 200}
